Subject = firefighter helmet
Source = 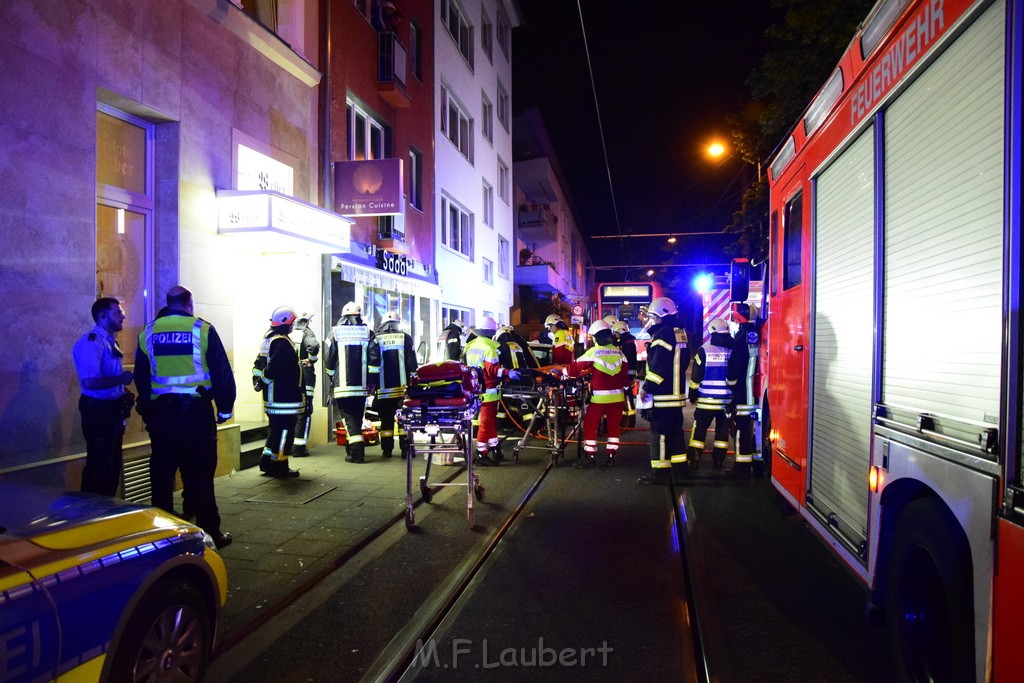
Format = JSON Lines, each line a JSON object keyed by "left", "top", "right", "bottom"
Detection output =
{"left": 603, "top": 315, "right": 617, "bottom": 326}
{"left": 270, "top": 306, "right": 297, "bottom": 327}
{"left": 648, "top": 297, "right": 678, "bottom": 318}
{"left": 342, "top": 301, "right": 362, "bottom": 316}
{"left": 451, "top": 319, "right": 465, "bottom": 330}
{"left": 496, "top": 324, "right": 514, "bottom": 336}
{"left": 479, "top": 317, "right": 499, "bottom": 332}
{"left": 297, "top": 311, "right": 314, "bottom": 322}
{"left": 381, "top": 310, "right": 401, "bottom": 324}
{"left": 589, "top": 320, "right": 611, "bottom": 336}
{"left": 611, "top": 321, "right": 629, "bottom": 335}
{"left": 544, "top": 314, "right": 562, "bottom": 326}
{"left": 707, "top": 317, "right": 730, "bottom": 335}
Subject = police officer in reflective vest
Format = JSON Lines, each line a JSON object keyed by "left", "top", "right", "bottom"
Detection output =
{"left": 324, "top": 302, "right": 372, "bottom": 463}
{"left": 135, "top": 285, "right": 235, "bottom": 549}
{"left": 637, "top": 297, "right": 689, "bottom": 485}
{"left": 688, "top": 317, "right": 738, "bottom": 469}
{"left": 289, "top": 312, "right": 319, "bottom": 457}
{"left": 368, "top": 310, "right": 418, "bottom": 459}
{"left": 570, "top": 320, "right": 630, "bottom": 468}
{"left": 465, "top": 317, "right": 520, "bottom": 465}
{"left": 728, "top": 304, "right": 761, "bottom": 476}
{"left": 252, "top": 307, "right": 304, "bottom": 478}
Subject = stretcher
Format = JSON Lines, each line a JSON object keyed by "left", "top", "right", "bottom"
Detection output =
{"left": 502, "top": 367, "right": 588, "bottom": 464}
{"left": 398, "top": 361, "right": 485, "bottom": 528}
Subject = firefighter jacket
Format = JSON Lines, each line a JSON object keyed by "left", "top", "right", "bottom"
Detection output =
{"left": 324, "top": 318, "right": 372, "bottom": 398}
{"left": 729, "top": 322, "right": 761, "bottom": 417}
{"left": 570, "top": 343, "right": 629, "bottom": 404}
{"left": 465, "top": 335, "right": 514, "bottom": 402}
{"left": 289, "top": 324, "right": 320, "bottom": 396}
{"left": 618, "top": 331, "right": 639, "bottom": 378}
{"left": 551, "top": 328, "right": 574, "bottom": 365}
{"left": 253, "top": 330, "right": 304, "bottom": 416}
{"left": 641, "top": 314, "right": 689, "bottom": 409}
{"left": 440, "top": 324, "right": 464, "bottom": 361}
{"left": 368, "top": 325, "right": 418, "bottom": 400}
{"left": 688, "top": 332, "right": 737, "bottom": 410}
{"left": 495, "top": 329, "right": 540, "bottom": 370}
{"left": 135, "top": 313, "right": 236, "bottom": 421}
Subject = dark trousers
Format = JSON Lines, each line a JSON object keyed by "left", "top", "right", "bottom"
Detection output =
{"left": 79, "top": 395, "right": 125, "bottom": 497}
{"left": 648, "top": 406, "right": 686, "bottom": 481}
{"left": 146, "top": 396, "right": 221, "bottom": 535}
{"left": 691, "top": 407, "right": 732, "bottom": 465}
{"left": 734, "top": 412, "right": 756, "bottom": 463}
{"left": 293, "top": 393, "right": 314, "bottom": 453}
{"left": 375, "top": 396, "right": 406, "bottom": 455}
{"left": 334, "top": 395, "right": 367, "bottom": 458}
{"left": 264, "top": 413, "right": 297, "bottom": 461}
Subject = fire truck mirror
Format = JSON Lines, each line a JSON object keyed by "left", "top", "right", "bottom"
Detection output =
{"left": 730, "top": 258, "right": 750, "bottom": 302}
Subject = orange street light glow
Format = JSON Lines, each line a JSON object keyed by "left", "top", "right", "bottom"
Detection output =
{"left": 707, "top": 142, "right": 726, "bottom": 158}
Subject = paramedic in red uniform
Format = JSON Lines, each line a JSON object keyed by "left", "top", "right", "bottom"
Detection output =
{"left": 637, "top": 297, "right": 690, "bottom": 485}
{"left": 544, "top": 314, "right": 575, "bottom": 365}
{"left": 570, "top": 320, "right": 630, "bottom": 468}
{"left": 368, "top": 310, "right": 418, "bottom": 459}
{"left": 688, "top": 317, "right": 738, "bottom": 469}
{"left": 464, "top": 317, "right": 520, "bottom": 465}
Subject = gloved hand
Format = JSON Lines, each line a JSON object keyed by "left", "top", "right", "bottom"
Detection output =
{"left": 507, "top": 369, "right": 522, "bottom": 382}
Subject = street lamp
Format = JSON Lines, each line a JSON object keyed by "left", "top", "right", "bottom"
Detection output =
{"left": 706, "top": 141, "right": 727, "bottom": 158}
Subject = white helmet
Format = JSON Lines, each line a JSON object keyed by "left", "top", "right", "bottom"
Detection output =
{"left": 496, "top": 324, "right": 514, "bottom": 336}
{"left": 648, "top": 297, "right": 678, "bottom": 318}
{"left": 589, "top": 320, "right": 611, "bottom": 336}
{"left": 381, "top": 310, "right": 401, "bottom": 324}
{"left": 270, "top": 306, "right": 297, "bottom": 327}
{"left": 602, "top": 315, "right": 617, "bottom": 326}
{"left": 544, "top": 314, "right": 561, "bottom": 326}
{"left": 707, "top": 317, "right": 730, "bottom": 335}
{"left": 611, "top": 321, "right": 629, "bottom": 335}
{"left": 342, "top": 301, "right": 361, "bottom": 316}
{"left": 451, "top": 319, "right": 465, "bottom": 330}
{"left": 479, "top": 317, "right": 498, "bottom": 332}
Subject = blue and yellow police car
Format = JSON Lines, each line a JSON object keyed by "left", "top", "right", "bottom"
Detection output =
{"left": 0, "top": 484, "right": 227, "bottom": 681}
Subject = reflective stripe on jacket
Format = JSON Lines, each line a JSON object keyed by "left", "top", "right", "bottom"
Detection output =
{"left": 141, "top": 317, "right": 211, "bottom": 396}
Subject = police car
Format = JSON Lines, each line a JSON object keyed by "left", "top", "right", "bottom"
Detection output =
{"left": 0, "top": 484, "right": 227, "bottom": 681}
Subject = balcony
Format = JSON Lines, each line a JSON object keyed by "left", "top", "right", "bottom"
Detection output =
{"left": 517, "top": 205, "right": 556, "bottom": 245}
{"left": 378, "top": 32, "right": 410, "bottom": 108}
{"left": 515, "top": 259, "right": 564, "bottom": 295}
{"left": 375, "top": 215, "right": 408, "bottom": 254}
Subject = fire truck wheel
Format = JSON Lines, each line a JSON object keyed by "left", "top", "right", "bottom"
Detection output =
{"left": 885, "top": 498, "right": 974, "bottom": 682}
{"left": 759, "top": 399, "right": 772, "bottom": 479}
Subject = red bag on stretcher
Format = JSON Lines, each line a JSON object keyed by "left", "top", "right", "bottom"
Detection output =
{"left": 404, "top": 361, "right": 481, "bottom": 406}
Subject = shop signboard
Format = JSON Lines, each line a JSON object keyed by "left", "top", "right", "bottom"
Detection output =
{"left": 334, "top": 159, "right": 404, "bottom": 216}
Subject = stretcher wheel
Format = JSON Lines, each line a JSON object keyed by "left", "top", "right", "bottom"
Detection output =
{"left": 405, "top": 506, "right": 415, "bottom": 529}
{"left": 474, "top": 482, "right": 485, "bottom": 502}
{"left": 419, "top": 475, "right": 432, "bottom": 503}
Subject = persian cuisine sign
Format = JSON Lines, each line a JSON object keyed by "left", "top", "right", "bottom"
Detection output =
{"left": 334, "top": 158, "right": 404, "bottom": 216}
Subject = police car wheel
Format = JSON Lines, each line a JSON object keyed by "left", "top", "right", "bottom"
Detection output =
{"left": 108, "top": 578, "right": 211, "bottom": 682}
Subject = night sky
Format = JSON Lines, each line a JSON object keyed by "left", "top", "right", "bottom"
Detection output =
{"left": 512, "top": 1, "right": 780, "bottom": 277}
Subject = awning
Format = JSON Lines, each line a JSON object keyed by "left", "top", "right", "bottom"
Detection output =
{"left": 331, "top": 255, "right": 441, "bottom": 300}
{"left": 217, "top": 190, "right": 353, "bottom": 253}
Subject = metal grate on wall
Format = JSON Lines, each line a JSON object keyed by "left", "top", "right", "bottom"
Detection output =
{"left": 122, "top": 456, "right": 152, "bottom": 504}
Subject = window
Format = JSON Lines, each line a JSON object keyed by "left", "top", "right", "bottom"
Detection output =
{"left": 441, "top": 0, "right": 473, "bottom": 65}
{"left": 96, "top": 106, "right": 154, "bottom": 361}
{"left": 441, "top": 87, "right": 473, "bottom": 160}
{"left": 770, "top": 210, "right": 779, "bottom": 296}
{"left": 483, "top": 257, "right": 494, "bottom": 284}
{"left": 481, "top": 9, "right": 493, "bottom": 62}
{"left": 497, "top": 6, "right": 511, "bottom": 59}
{"left": 441, "top": 194, "right": 473, "bottom": 258}
{"left": 347, "top": 101, "right": 389, "bottom": 160}
{"left": 497, "top": 159, "right": 509, "bottom": 203}
{"left": 498, "top": 237, "right": 510, "bottom": 278}
{"left": 482, "top": 181, "right": 494, "bottom": 227}
{"left": 409, "top": 147, "right": 423, "bottom": 210}
{"left": 783, "top": 192, "right": 803, "bottom": 290}
{"left": 409, "top": 21, "right": 423, "bottom": 81}
{"left": 497, "top": 82, "right": 510, "bottom": 132}
{"left": 442, "top": 305, "right": 472, "bottom": 329}
{"left": 481, "top": 93, "right": 493, "bottom": 143}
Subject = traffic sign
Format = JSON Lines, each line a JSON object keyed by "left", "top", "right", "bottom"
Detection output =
{"left": 571, "top": 304, "right": 584, "bottom": 316}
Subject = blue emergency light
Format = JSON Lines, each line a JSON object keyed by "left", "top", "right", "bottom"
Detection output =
{"left": 693, "top": 272, "right": 714, "bottom": 294}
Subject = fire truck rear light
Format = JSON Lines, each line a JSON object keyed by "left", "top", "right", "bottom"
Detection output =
{"left": 769, "top": 428, "right": 779, "bottom": 443}
{"left": 869, "top": 466, "right": 879, "bottom": 492}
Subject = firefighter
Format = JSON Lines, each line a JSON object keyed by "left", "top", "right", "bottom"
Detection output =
{"left": 368, "top": 310, "right": 417, "bottom": 459}
{"left": 439, "top": 318, "right": 466, "bottom": 361}
{"left": 251, "top": 307, "right": 303, "bottom": 478}
{"left": 464, "top": 317, "right": 520, "bottom": 465}
{"left": 688, "top": 317, "right": 739, "bottom": 469}
{"left": 324, "top": 302, "right": 373, "bottom": 463}
{"left": 612, "top": 320, "right": 640, "bottom": 426}
{"left": 729, "top": 303, "right": 761, "bottom": 476}
{"left": 570, "top": 320, "right": 630, "bottom": 468}
{"left": 494, "top": 324, "right": 540, "bottom": 435}
{"left": 289, "top": 312, "right": 319, "bottom": 457}
{"left": 637, "top": 297, "right": 689, "bottom": 485}
{"left": 544, "top": 314, "right": 574, "bottom": 365}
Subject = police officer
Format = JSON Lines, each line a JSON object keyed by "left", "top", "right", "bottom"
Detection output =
{"left": 637, "top": 297, "right": 689, "bottom": 485}
{"left": 324, "top": 302, "right": 372, "bottom": 463}
{"left": 290, "top": 312, "right": 320, "bottom": 457}
{"left": 72, "top": 296, "right": 134, "bottom": 496}
{"left": 135, "top": 285, "right": 234, "bottom": 549}
{"left": 612, "top": 320, "right": 640, "bottom": 427}
{"left": 570, "top": 320, "right": 630, "bottom": 468}
{"left": 729, "top": 304, "right": 761, "bottom": 476}
{"left": 465, "top": 317, "right": 520, "bottom": 464}
{"left": 368, "top": 310, "right": 418, "bottom": 458}
{"left": 544, "top": 314, "right": 574, "bottom": 365}
{"left": 439, "top": 318, "right": 466, "bottom": 361}
{"left": 688, "top": 317, "right": 738, "bottom": 469}
{"left": 252, "top": 307, "right": 303, "bottom": 478}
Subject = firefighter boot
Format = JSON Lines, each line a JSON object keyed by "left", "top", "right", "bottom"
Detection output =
{"left": 672, "top": 463, "right": 690, "bottom": 484}
{"left": 637, "top": 469, "right": 669, "bottom": 486}
{"left": 260, "top": 455, "right": 300, "bottom": 478}
{"left": 573, "top": 454, "right": 596, "bottom": 468}
{"left": 730, "top": 462, "right": 752, "bottom": 478}
{"left": 492, "top": 440, "right": 506, "bottom": 463}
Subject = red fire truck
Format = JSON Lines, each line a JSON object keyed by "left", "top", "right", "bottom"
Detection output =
{"left": 759, "top": 0, "right": 1022, "bottom": 679}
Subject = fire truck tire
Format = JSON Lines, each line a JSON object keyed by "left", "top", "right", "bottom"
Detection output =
{"left": 885, "top": 498, "right": 974, "bottom": 682}
{"left": 758, "top": 398, "right": 772, "bottom": 479}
